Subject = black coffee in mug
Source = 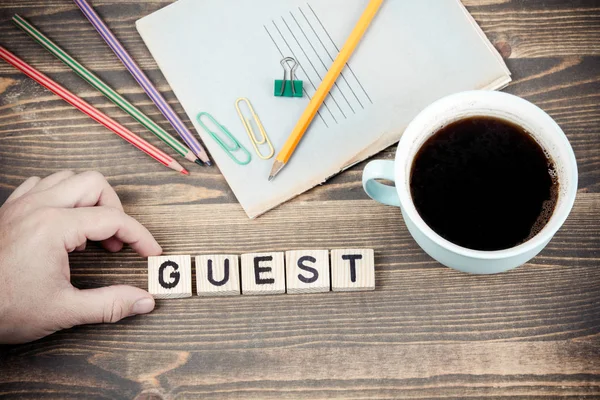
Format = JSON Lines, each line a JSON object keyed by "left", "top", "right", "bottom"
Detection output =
{"left": 410, "top": 116, "right": 559, "bottom": 251}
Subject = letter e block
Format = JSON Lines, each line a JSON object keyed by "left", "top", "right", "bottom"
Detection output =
{"left": 241, "top": 252, "right": 285, "bottom": 295}
{"left": 196, "top": 255, "right": 241, "bottom": 296}
{"left": 148, "top": 255, "right": 192, "bottom": 299}
{"left": 330, "top": 249, "right": 375, "bottom": 292}
{"left": 285, "top": 250, "right": 330, "bottom": 294}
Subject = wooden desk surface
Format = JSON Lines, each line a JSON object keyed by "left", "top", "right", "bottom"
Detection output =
{"left": 1, "top": 1, "right": 599, "bottom": 398}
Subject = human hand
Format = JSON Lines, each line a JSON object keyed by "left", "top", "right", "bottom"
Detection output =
{"left": 0, "top": 171, "right": 162, "bottom": 344}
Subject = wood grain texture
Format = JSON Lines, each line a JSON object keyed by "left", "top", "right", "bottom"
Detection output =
{"left": 0, "top": 0, "right": 599, "bottom": 399}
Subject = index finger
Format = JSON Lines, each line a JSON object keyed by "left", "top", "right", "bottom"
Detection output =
{"left": 60, "top": 207, "right": 162, "bottom": 257}
{"left": 5, "top": 176, "right": 41, "bottom": 204}
{"left": 32, "top": 171, "right": 123, "bottom": 211}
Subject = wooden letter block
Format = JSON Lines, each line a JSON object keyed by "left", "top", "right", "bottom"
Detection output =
{"left": 285, "top": 250, "right": 330, "bottom": 294}
{"left": 148, "top": 255, "right": 192, "bottom": 299}
{"left": 330, "top": 249, "right": 375, "bottom": 292}
{"left": 195, "top": 255, "right": 241, "bottom": 296}
{"left": 241, "top": 252, "right": 285, "bottom": 295}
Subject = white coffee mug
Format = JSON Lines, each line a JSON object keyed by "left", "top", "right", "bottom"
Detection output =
{"left": 362, "top": 91, "right": 578, "bottom": 274}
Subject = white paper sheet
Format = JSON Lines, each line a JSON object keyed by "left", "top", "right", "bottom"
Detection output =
{"left": 137, "top": 0, "right": 511, "bottom": 218}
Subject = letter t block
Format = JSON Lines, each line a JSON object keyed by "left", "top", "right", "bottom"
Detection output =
{"left": 148, "top": 255, "right": 192, "bottom": 299}
{"left": 330, "top": 249, "right": 375, "bottom": 292}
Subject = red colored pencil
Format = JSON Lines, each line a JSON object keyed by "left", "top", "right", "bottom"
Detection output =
{"left": 0, "top": 45, "right": 188, "bottom": 175}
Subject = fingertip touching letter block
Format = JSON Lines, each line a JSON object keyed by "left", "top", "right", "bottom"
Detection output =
{"left": 285, "top": 250, "right": 330, "bottom": 294}
{"left": 148, "top": 255, "right": 192, "bottom": 299}
{"left": 196, "top": 255, "right": 241, "bottom": 296}
{"left": 330, "top": 249, "right": 375, "bottom": 292}
{"left": 241, "top": 252, "right": 285, "bottom": 295}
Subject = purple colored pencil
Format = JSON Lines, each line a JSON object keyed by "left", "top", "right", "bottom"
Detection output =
{"left": 73, "top": 0, "right": 212, "bottom": 166}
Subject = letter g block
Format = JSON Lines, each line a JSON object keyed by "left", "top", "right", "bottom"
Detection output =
{"left": 148, "top": 255, "right": 192, "bottom": 299}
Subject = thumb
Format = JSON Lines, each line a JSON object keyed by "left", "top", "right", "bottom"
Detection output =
{"left": 61, "top": 285, "right": 155, "bottom": 326}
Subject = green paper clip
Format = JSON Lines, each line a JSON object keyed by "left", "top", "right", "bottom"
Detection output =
{"left": 274, "top": 57, "right": 303, "bottom": 98}
{"left": 196, "top": 112, "right": 251, "bottom": 165}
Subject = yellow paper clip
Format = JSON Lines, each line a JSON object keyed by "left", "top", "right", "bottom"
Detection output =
{"left": 235, "top": 97, "right": 275, "bottom": 160}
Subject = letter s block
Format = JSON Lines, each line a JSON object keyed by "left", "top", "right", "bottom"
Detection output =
{"left": 285, "top": 250, "right": 330, "bottom": 294}
{"left": 241, "top": 252, "right": 285, "bottom": 295}
{"left": 148, "top": 255, "right": 192, "bottom": 299}
{"left": 330, "top": 249, "right": 375, "bottom": 292}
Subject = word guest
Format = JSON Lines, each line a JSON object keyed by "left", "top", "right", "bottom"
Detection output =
{"left": 148, "top": 249, "right": 375, "bottom": 298}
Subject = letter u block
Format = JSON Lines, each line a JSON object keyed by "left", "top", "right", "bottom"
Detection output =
{"left": 196, "top": 255, "right": 241, "bottom": 296}
{"left": 241, "top": 252, "right": 285, "bottom": 295}
{"left": 148, "top": 255, "right": 192, "bottom": 299}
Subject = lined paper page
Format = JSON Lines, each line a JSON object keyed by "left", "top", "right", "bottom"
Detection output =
{"left": 137, "top": 0, "right": 510, "bottom": 218}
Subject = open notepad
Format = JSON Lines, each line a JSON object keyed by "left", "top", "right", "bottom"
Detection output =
{"left": 137, "top": 0, "right": 511, "bottom": 218}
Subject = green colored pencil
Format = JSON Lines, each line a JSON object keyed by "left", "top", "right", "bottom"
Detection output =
{"left": 12, "top": 14, "right": 200, "bottom": 166}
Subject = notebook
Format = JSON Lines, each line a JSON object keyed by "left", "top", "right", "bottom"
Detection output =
{"left": 136, "top": 0, "right": 511, "bottom": 218}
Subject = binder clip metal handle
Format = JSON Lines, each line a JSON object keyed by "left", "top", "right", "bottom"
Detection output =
{"left": 275, "top": 57, "right": 303, "bottom": 98}
{"left": 280, "top": 57, "right": 299, "bottom": 96}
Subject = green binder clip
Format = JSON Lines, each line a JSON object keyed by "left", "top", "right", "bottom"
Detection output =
{"left": 274, "top": 57, "right": 303, "bottom": 98}
{"left": 196, "top": 112, "right": 251, "bottom": 165}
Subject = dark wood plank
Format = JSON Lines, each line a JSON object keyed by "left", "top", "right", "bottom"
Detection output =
{"left": 1, "top": 345, "right": 600, "bottom": 399}
{"left": 0, "top": 0, "right": 599, "bottom": 399}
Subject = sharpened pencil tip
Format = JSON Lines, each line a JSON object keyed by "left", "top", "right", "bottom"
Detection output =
{"left": 181, "top": 169, "right": 190, "bottom": 175}
{"left": 268, "top": 160, "right": 285, "bottom": 181}
{"left": 195, "top": 159, "right": 204, "bottom": 166}
{"left": 204, "top": 159, "right": 213, "bottom": 166}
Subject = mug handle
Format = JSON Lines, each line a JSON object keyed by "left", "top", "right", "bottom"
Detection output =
{"left": 362, "top": 160, "right": 401, "bottom": 207}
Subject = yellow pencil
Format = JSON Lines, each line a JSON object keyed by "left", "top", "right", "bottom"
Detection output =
{"left": 269, "top": 0, "right": 385, "bottom": 181}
